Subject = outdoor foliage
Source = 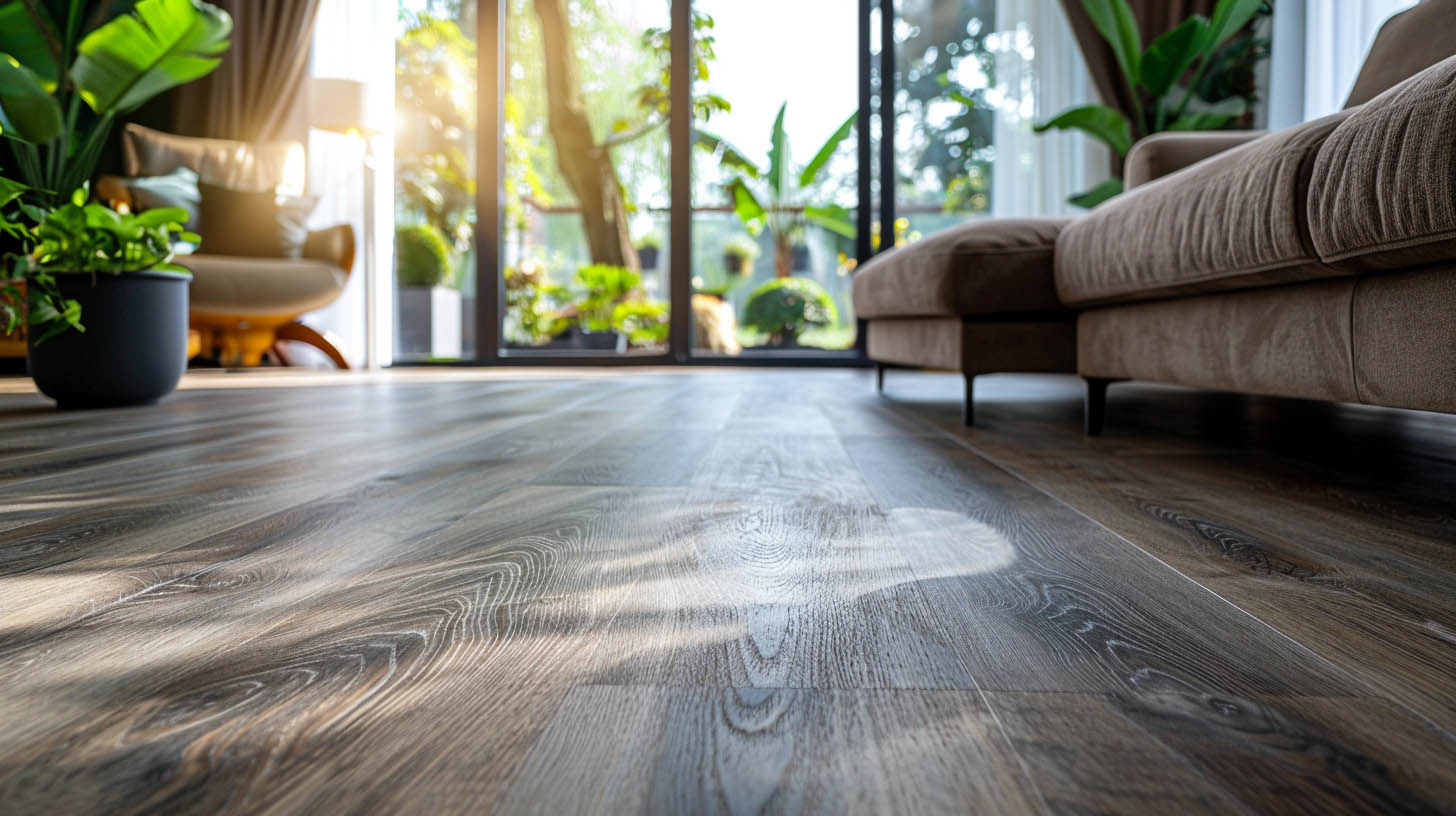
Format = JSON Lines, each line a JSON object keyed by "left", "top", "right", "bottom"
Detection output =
{"left": 699, "top": 102, "right": 857, "bottom": 278}
{"left": 503, "top": 259, "right": 568, "bottom": 346}
{"left": 1034, "top": 0, "right": 1271, "bottom": 207}
{"left": 740, "top": 276, "right": 838, "bottom": 347}
{"left": 395, "top": 223, "right": 454, "bottom": 288}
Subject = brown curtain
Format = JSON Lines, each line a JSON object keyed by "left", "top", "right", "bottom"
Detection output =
{"left": 1059, "top": 0, "right": 1218, "bottom": 172}
{"left": 174, "top": 0, "right": 323, "bottom": 142}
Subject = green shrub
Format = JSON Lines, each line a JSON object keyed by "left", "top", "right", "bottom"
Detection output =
{"left": 611, "top": 299, "right": 669, "bottom": 346}
{"left": 573, "top": 264, "right": 641, "bottom": 330}
{"left": 741, "top": 277, "right": 838, "bottom": 346}
{"left": 395, "top": 223, "right": 454, "bottom": 288}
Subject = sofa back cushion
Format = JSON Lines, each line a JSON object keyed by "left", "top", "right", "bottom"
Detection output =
{"left": 1311, "top": 55, "right": 1456, "bottom": 270}
{"left": 1345, "top": 0, "right": 1456, "bottom": 108}
{"left": 122, "top": 124, "right": 303, "bottom": 194}
{"left": 1054, "top": 111, "right": 1352, "bottom": 308}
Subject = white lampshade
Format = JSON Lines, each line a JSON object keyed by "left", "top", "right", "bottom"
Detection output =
{"left": 309, "top": 77, "right": 369, "bottom": 134}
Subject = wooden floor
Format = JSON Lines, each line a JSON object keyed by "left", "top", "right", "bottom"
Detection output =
{"left": 0, "top": 368, "right": 1453, "bottom": 815}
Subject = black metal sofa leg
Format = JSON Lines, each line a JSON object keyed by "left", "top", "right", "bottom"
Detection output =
{"left": 962, "top": 373, "right": 975, "bottom": 427}
{"left": 1084, "top": 377, "right": 1116, "bottom": 436}
{"left": 875, "top": 362, "right": 886, "bottom": 392}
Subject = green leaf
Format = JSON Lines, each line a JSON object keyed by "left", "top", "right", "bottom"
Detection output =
{"left": 132, "top": 206, "right": 190, "bottom": 228}
{"left": 1080, "top": 0, "right": 1142, "bottom": 86}
{"left": 803, "top": 204, "right": 856, "bottom": 239}
{"left": 1034, "top": 104, "right": 1133, "bottom": 156}
{"left": 766, "top": 102, "right": 791, "bottom": 202}
{"left": 1140, "top": 16, "right": 1208, "bottom": 98}
{"left": 0, "top": 2, "right": 60, "bottom": 89}
{"left": 0, "top": 53, "right": 64, "bottom": 143}
{"left": 1068, "top": 177, "right": 1124, "bottom": 209}
{"left": 1206, "top": 0, "right": 1263, "bottom": 50}
{"left": 694, "top": 128, "right": 761, "bottom": 178}
{"left": 727, "top": 179, "right": 765, "bottom": 232}
{"left": 1167, "top": 112, "right": 1234, "bottom": 130}
{"left": 72, "top": 0, "right": 233, "bottom": 114}
{"left": 0, "top": 175, "right": 28, "bottom": 208}
{"left": 799, "top": 110, "right": 856, "bottom": 189}
{"left": 1178, "top": 92, "right": 1248, "bottom": 118}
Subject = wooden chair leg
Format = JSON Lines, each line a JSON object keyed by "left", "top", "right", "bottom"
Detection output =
{"left": 270, "top": 342, "right": 294, "bottom": 367}
{"left": 275, "top": 321, "right": 351, "bottom": 370}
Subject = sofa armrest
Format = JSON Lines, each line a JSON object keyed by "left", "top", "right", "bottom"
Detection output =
{"left": 1124, "top": 130, "right": 1266, "bottom": 188}
{"left": 303, "top": 224, "right": 356, "bottom": 275}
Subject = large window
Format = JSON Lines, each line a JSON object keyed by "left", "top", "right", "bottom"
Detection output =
{"left": 389, "top": 0, "right": 1004, "bottom": 364}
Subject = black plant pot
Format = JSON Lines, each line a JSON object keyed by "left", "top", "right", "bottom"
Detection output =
{"left": 638, "top": 247, "right": 660, "bottom": 270}
{"left": 791, "top": 245, "right": 810, "bottom": 272}
{"left": 27, "top": 270, "right": 189, "bottom": 409}
{"left": 547, "top": 326, "right": 626, "bottom": 352}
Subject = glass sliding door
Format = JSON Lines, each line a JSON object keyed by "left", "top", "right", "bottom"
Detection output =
{"left": 690, "top": 0, "right": 861, "bottom": 356}
{"left": 891, "top": 0, "right": 996, "bottom": 243}
{"left": 395, "top": 0, "right": 479, "bottom": 362}
{"left": 499, "top": 0, "right": 672, "bottom": 357}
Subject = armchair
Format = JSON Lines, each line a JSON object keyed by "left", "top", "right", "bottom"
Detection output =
{"left": 107, "top": 124, "right": 357, "bottom": 368}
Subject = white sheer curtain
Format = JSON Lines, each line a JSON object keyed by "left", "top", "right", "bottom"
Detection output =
{"left": 301, "top": 0, "right": 395, "bottom": 368}
{"left": 1268, "top": 0, "right": 1416, "bottom": 128}
{"left": 988, "top": 0, "right": 1105, "bottom": 217}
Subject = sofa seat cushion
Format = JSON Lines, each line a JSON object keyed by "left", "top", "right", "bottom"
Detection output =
{"left": 1308, "top": 55, "right": 1456, "bottom": 271}
{"left": 183, "top": 254, "right": 349, "bottom": 317}
{"left": 1055, "top": 111, "right": 1352, "bottom": 308}
{"left": 851, "top": 218, "right": 1069, "bottom": 319}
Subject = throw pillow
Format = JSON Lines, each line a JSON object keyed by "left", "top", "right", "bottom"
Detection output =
{"left": 197, "top": 181, "right": 318, "bottom": 259}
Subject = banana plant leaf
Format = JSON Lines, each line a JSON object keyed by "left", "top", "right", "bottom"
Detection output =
{"left": 799, "top": 111, "right": 856, "bottom": 188}
{"left": 1080, "top": 0, "right": 1141, "bottom": 87}
{"left": 1033, "top": 104, "right": 1133, "bottom": 156}
{"left": 1206, "top": 0, "right": 1264, "bottom": 51}
{"left": 1068, "top": 178, "right": 1124, "bottom": 209}
{"left": 1140, "top": 16, "right": 1208, "bottom": 99}
{"left": 766, "top": 102, "right": 792, "bottom": 203}
{"left": 0, "top": 54, "right": 63, "bottom": 143}
{"left": 803, "top": 204, "right": 855, "bottom": 239}
{"left": 72, "top": 0, "right": 232, "bottom": 115}
{"left": 0, "top": 3, "right": 60, "bottom": 89}
{"left": 694, "top": 128, "right": 762, "bottom": 178}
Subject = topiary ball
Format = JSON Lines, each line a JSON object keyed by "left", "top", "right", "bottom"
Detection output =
{"left": 741, "top": 277, "right": 838, "bottom": 345}
{"left": 395, "top": 224, "right": 453, "bottom": 288}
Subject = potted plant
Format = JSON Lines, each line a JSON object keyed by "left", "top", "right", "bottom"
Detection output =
{"left": 0, "top": 0, "right": 231, "bottom": 407}
{"left": 1031, "top": 0, "right": 1271, "bottom": 207}
{"left": 698, "top": 102, "right": 857, "bottom": 278}
{"left": 394, "top": 223, "right": 461, "bottom": 358}
{"left": 740, "top": 277, "right": 837, "bottom": 348}
{"left": 635, "top": 233, "right": 663, "bottom": 270}
{"left": 721, "top": 234, "right": 760, "bottom": 279}
{"left": 552, "top": 264, "right": 638, "bottom": 351}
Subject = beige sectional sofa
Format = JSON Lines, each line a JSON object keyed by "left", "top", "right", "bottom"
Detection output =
{"left": 853, "top": 0, "right": 1456, "bottom": 433}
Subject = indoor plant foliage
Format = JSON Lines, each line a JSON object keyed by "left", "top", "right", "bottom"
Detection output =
{"left": 0, "top": 0, "right": 231, "bottom": 406}
{"left": 699, "top": 102, "right": 857, "bottom": 278}
{"left": 721, "top": 234, "right": 760, "bottom": 279}
{"left": 741, "top": 277, "right": 837, "bottom": 348}
{"left": 1034, "top": 0, "right": 1269, "bottom": 207}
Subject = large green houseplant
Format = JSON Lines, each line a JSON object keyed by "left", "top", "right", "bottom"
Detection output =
{"left": 0, "top": 0, "right": 231, "bottom": 406}
{"left": 1034, "top": 0, "right": 1269, "bottom": 207}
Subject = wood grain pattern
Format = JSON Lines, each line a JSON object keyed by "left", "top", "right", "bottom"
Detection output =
{"left": 0, "top": 368, "right": 1453, "bottom": 814}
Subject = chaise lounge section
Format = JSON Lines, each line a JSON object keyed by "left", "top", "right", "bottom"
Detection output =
{"left": 855, "top": 0, "right": 1456, "bottom": 433}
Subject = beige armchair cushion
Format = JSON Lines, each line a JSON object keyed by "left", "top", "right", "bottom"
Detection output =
{"left": 122, "top": 124, "right": 301, "bottom": 193}
{"left": 1308, "top": 55, "right": 1456, "bottom": 271}
{"left": 1055, "top": 111, "right": 1353, "bottom": 308}
{"left": 182, "top": 254, "right": 349, "bottom": 317}
{"left": 851, "top": 218, "right": 1069, "bottom": 319}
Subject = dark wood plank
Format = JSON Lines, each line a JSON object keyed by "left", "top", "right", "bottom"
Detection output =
{"left": 499, "top": 686, "right": 1041, "bottom": 815}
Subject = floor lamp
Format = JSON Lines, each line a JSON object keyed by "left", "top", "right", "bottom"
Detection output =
{"left": 309, "top": 78, "right": 381, "bottom": 370}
